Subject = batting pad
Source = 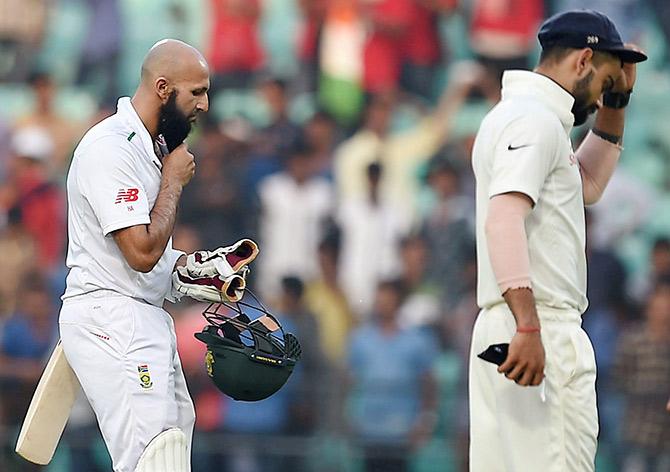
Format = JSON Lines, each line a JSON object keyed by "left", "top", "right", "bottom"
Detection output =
{"left": 135, "top": 428, "right": 188, "bottom": 472}
{"left": 15, "top": 341, "right": 80, "bottom": 464}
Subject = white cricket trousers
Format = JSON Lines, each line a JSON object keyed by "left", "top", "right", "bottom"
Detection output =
{"left": 59, "top": 291, "right": 195, "bottom": 472}
{"left": 469, "top": 304, "right": 598, "bottom": 472}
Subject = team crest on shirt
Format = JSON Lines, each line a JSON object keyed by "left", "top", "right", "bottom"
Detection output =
{"left": 205, "top": 350, "right": 215, "bottom": 378}
{"left": 115, "top": 188, "right": 140, "bottom": 204}
{"left": 138, "top": 364, "right": 153, "bottom": 389}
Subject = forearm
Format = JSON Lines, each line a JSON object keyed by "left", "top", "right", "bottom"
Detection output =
{"left": 503, "top": 288, "right": 541, "bottom": 330}
{"left": 114, "top": 179, "right": 183, "bottom": 272}
{"left": 140, "top": 179, "right": 182, "bottom": 262}
{"left": 485, "top": 193, "right": 540, "bottom": 329}
{"left": 576, "top": 131, "right": 622, "bottom": 205}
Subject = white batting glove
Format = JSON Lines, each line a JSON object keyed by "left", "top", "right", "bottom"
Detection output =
{"left": 186, "top": 239, "right": 259, "bottom": 279}
{"left": 172, "top": 266, "right": 249, "bottom": 303}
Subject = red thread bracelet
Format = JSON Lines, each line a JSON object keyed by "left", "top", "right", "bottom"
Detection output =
{"left": 516, "top": 326, "right": 541, "bottom": 334}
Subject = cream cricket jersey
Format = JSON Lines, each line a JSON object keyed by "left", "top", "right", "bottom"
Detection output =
{"left": 472, "top": 70, "right": 588, "bottom": 313}
{"left": 63, "top": 97, "right": 183, "bottom": 307}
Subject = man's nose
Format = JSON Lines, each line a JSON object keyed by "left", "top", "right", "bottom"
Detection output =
{"left": 198, "top": 94, "right": 209, "bottom": 113}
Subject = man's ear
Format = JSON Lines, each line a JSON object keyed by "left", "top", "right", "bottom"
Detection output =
{"left": 155, "top": 77, "right": 171, "bottom": 103}
{"left": 575, "top": 48, "right": 594, "bottom": 79}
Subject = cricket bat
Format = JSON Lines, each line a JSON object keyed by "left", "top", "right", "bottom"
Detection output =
{"left": 15, "top": 340, "right": 80, "bottom": 465}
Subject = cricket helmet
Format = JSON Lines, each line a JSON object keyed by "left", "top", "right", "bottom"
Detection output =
{"left": 194, "top": 292, "right": 301, "bottom": 402}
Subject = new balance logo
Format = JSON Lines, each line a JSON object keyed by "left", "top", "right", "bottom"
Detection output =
{"left": 115, "top": 188, "right": 140, "bottom": 204}
{"left": 586, "top": 35, "right": 599, "bottom": 44}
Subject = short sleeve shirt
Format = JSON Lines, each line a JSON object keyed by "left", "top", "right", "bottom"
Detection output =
{"left": 472, "top": 71, "right": 588, "bottom": 313}
{"left": 62, "top": 97, "right": 183, "bottom": 306}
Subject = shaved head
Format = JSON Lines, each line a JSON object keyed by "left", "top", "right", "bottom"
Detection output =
{"left": 132, "top": 39, "right": 210, "bottom": 150}
{"left": 141, "top": 39, "right": 208, "bottom": 85}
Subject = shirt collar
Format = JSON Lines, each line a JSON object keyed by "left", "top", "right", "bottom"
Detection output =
{"left": 501, "top": 70, "right": 576, "bottom": 134}
{"left": 116, "top": 97, "right": 163, "bottom": 169}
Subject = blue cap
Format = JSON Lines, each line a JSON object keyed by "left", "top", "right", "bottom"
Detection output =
{"left": 538, "top": 10, "right": 647, "bottom": 63}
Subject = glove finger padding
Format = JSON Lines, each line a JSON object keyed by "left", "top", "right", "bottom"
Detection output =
{"left": 186, "top": 239, "right": 259, "bottom": 279}
{"left": 173, "top": 266, "right": 247, "bottom": 303}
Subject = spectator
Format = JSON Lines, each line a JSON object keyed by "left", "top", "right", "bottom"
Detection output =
{"left": 337, "top": 162, "right": 408, "bottom": 318}
{"left": 276, "top": 276, "right": 324, "bottom": 437}
{"left": 612, "top": 280, "right": 670, "bottom": 471}
{"left": 419, "top": 156, "right": 475, "bottom": 308}
{"left": 179, "top": 116, "right": 254, "bottom": 248}
{"left": 208, "top": 0, "right": 264, "bottom": 91}
{"left": 15, "top": 72, "right": 82, "bottom": 179}
{"left": 256, "top": 142, "right": 333, "bottom": 299}
{"left": 304, "top": 233, "right": 355, "bottom": 434}
{"left": 333, "top": 62, "right": 485, "bottom": 225}
{"left": 254, "top": 77, "right": 303, "bottom": 157}
{"left": 296, "top": 0, "right": 328, "bottom": 93}
{"left": 0, "top": 0, "right": 47, "bottom": 81}
{"left": 304, "top": 232, "right": 355, "bottom": 367}
{"left": 0, "top": 274, "right": 57, "bottom": 437}
{"left": 347, "top": 279, "right": 439, "bottom": 472}
{"left": 631, "top": 237, "right": 670, "bottom": 306}
{"left": 396, "top": 234, "right": 441, "bottom": 329}
{"left": 401, "top": 0, "right": 457, "bottom": 100}
{"left": 360, "top": 0, "right": 413, "bottom": 94}
{"left": 0, "top": 205, "right": 37, "bottom": 318}
{"left": 302, "top": 110, "right": 340, "bottom": 180}
{"left": 75, "top": 0, "right": 122, "bottom": 108}
{"left": 3, "top": 127, "right": 65, "bottom": 274}
{"left": 468, "top": 0, "right": 544, "bottom": 96}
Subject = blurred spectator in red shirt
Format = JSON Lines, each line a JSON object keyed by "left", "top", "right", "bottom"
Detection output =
{"left": 361, "top": 0, "right": 455, "bottom": 98}
{"left": 361, "top": 0, "right": 413, "bottom": 94}
{"left": 208, "top": 0, "right": 265, "bottom": 91}
{"left": 3, "top": 127, "right": 65, "bottom": 274}
{"left": 468, "top": 0, "right": 543, "bottom": 97}
{"left": 401, "top": 0, "right": 457, "bottom": 100}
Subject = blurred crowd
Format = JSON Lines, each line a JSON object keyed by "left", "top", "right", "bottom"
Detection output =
{"left": 1, "top": 0, "right": 669, "bottom": 471}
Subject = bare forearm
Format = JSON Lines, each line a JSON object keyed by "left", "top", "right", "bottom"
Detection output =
{"left": 114, "top": 179, "right": 183, "bottom": 272}
{"left": 576, "top": 131, "right": 622, "bottom": 205}
{"left": 503, "top": 287, "right": 541, "bottom": 329}
{"left": 144, "top": 180, "right": 183, "bottom": 258}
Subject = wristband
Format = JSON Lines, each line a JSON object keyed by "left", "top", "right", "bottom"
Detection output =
{"left": 602, "top": 89, "right": 631, "bottom": 109}
{"left": 516, "top": 326, "right": 541, "bottom": 334}
{"left": 591, "top": 128, "right": 622, "bottom": 146}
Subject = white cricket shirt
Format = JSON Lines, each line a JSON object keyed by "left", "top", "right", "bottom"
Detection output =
{"left": 472, "top": 70, "right": 588, "bottom": 313}
{"left": 62, "top": 97, "right": 183, "bottom": 307}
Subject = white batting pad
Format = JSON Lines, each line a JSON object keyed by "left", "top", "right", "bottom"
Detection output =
{"left": 135, "top": 428, "right": 188, "bottom": 472}
{"left": 15, "top": 341, "right": 80, "bottom": 465}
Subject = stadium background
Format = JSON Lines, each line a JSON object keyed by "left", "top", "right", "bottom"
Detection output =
{"left": 0, "top": 0, "right": 669, "bottom": 471}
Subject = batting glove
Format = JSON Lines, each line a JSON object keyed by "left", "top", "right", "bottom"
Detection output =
{"left": 173, "top": 266, "right": 249, "bottom": 303}
{"left": 186, "top": 239, "right": 259, "bottom": 279}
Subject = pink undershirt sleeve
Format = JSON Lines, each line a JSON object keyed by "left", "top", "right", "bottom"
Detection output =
{"left": 485, "top": 192, "right": 534, "bottom": 294}
{"left": 575, "top": 130, "right": 622, "bottom": 205}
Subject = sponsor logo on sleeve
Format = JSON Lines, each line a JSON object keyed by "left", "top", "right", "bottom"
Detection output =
{"left": 115, "top": 188, "right": 140, "bottom": 204}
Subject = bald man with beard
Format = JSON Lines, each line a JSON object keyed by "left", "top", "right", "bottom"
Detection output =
{"left": 58, "top": 39, "right": 210, "bottom": 471}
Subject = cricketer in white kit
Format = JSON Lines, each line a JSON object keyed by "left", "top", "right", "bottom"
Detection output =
{"left": 58, "top": 39, "right": 252, "bottom": 472}
{"left": 469, "top": 10, "right": 646, "bottom": 472}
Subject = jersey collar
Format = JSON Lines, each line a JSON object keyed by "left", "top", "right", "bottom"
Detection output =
{"left": 116, "top": 97, "right": 163, "bottom": 170}
{"left": 501, "top": 70, "right": 575, "bottom": 134}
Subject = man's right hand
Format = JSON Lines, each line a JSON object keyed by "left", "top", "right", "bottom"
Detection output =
{"left": 162, "top": 143, "right": 195, "bottom": 187}
{"left": 498, "top": 332, "right": 545, "bottom": 387}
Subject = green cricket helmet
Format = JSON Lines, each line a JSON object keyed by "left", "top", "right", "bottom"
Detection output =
{"left": 194, "top": 293, "right": 301, "bottom": 402}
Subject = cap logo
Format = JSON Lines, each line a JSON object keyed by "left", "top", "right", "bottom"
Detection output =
{"left": 586, "top": 35, "right": 599, "bottom": 44}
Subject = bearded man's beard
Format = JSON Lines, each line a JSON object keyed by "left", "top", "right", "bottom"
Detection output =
{"left": 571, "top": 70, "right": 598, "bottom": 127}
{"left": 158, "top": 91, "right": 192, "bottom": 152}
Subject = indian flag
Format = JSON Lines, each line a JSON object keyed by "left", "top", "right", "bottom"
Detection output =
{"left": 318, "top": 0, "right": 365, "bottom": 125}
